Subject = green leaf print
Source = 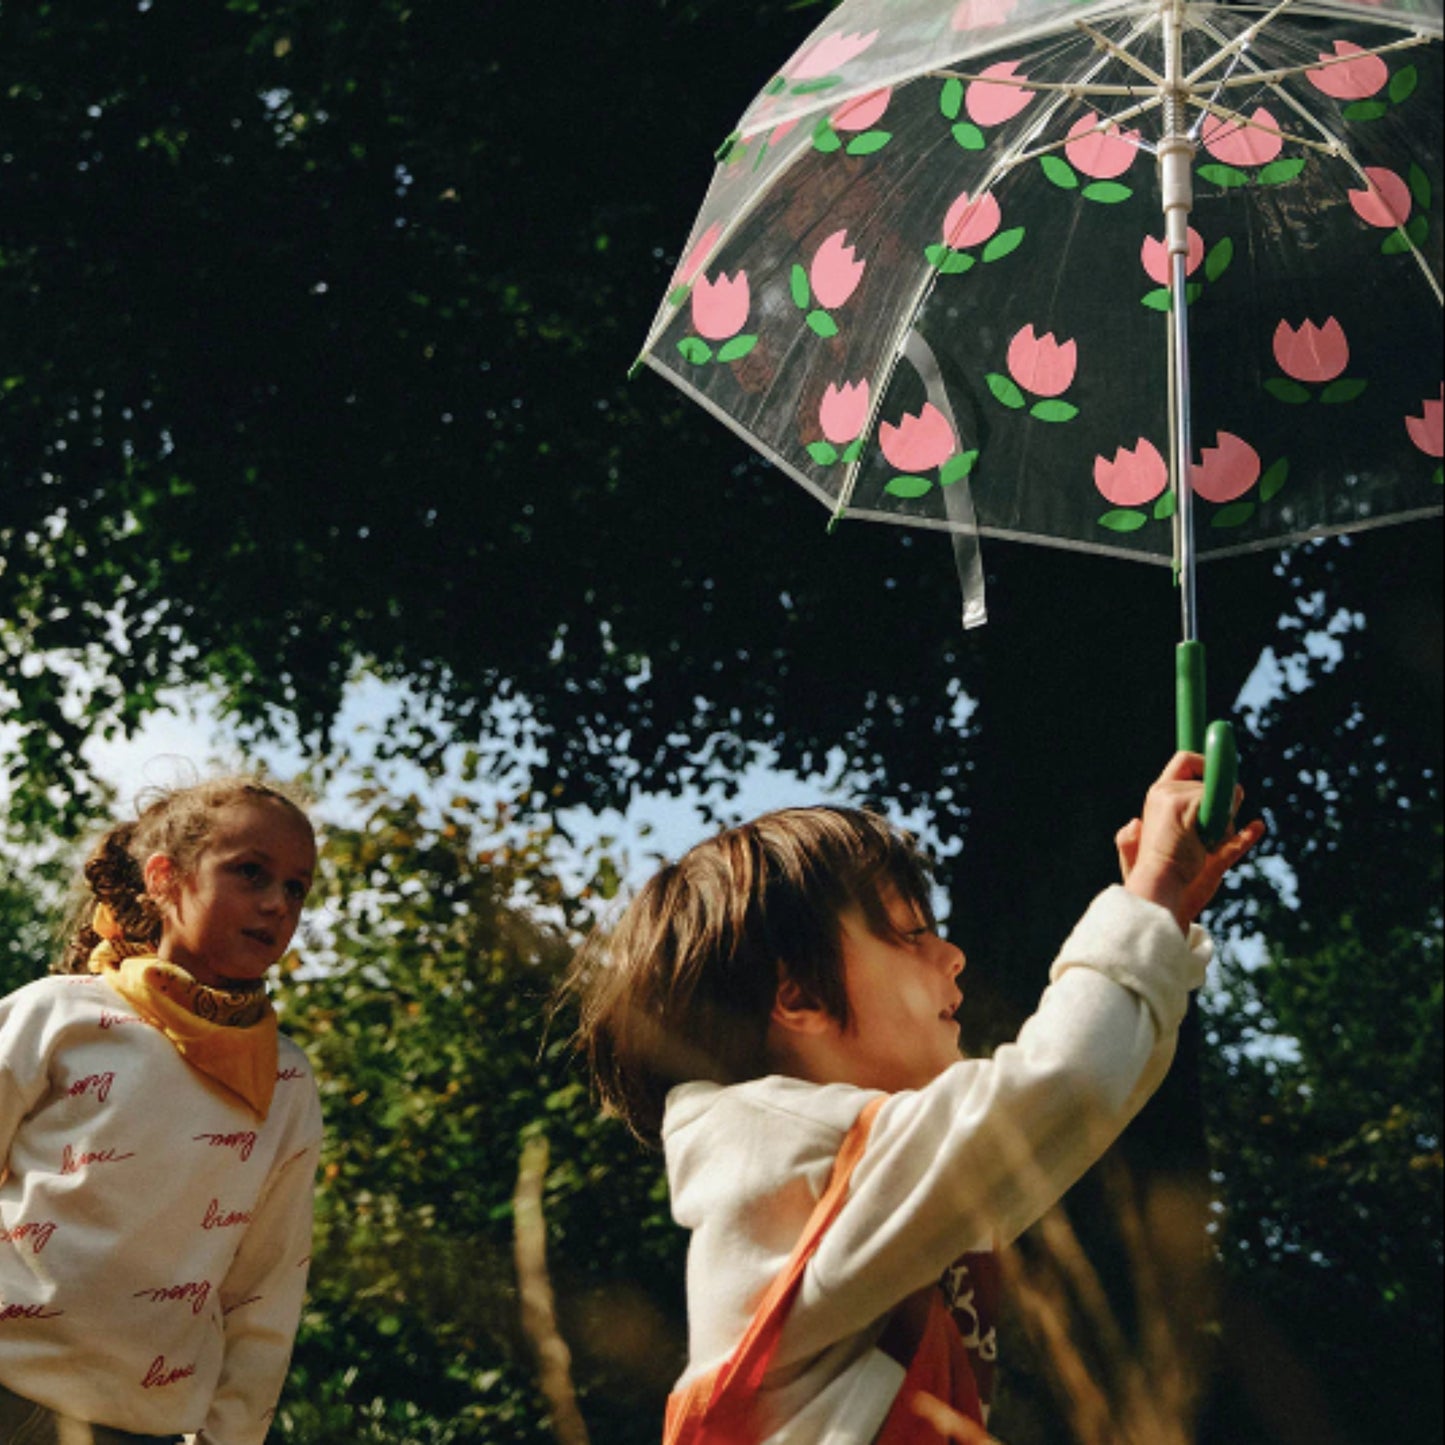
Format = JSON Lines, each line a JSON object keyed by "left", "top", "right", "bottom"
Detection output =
{"left": 1099, "top": 509, "right": 1148, "bottom": 532}
{"left": 1082, "top": 181, "right": 1131, "bottom": 204}
{"left": 806, "top": 310, "right": 839, "bottom": 339}
{"left": 885, "top": 474, "right": 934, "bottom": 499}
{"left": 940, "top": 78, "right": 965, "bottom": 120}
{"left": 1141, "top": 288, "right": 1172, "bottom": 312}
{"left": 986, "top": 373, "right": 1026, "bottom": 410}
{"left": 1320, "top": 378, "right": 1367, "bottom": 404}
{"left": 1258, "top": 158, "right": 1308, "bottom": 186}
{"left": 812, "top": 120, "right": 842, "bottom": 153}
{"left": 940, "top": 451, "right": 979, "bottom": 486}
{"left": 846, "top": 131, "right": 892, "bottom": 156}
{"left": 1259, "top": 457, "right": 1289, "bottom": 502}
{"left": 790, "top": 264, "right": 811, "bottom": 309}
{"left": 982, "top": 227, "right": 1025, "bottom": 263}
{"left": 1265, "top": 378, "right": 1312, "bottom": 404}
{"left": 1205, "top": 237, "right": 1234, "bottom": 282}
{"left": 1389, "top": 65, "right": 1419, "bottom": 104}
{"left": 677, "top": 336, "right": 713, "bottom": 365}
{"left": 807, "top": 441, "right": 840, "bottom": 466}
{"left": 1408, "top": 164, "right": 1431, "bottom": 209}
{"left": 1029, "top": 399, "right": 1078, "bottom": 423}
{"left": 1041, "top": 155, "right": 1079, "bottom": 189}
{"left": 1153, "top": 491, "right": 1177, "bottom": 520}
{"left": 716, "top": 334, "right": 758, "bottom": 363}
{"left": 952, "top": 123, "right": 986, "bottom": 151}
{"left": 841, "top": 438, "right": 866, "bottom": 464}
{"left": 1211, "top": 500, "right": 1256, "bottom": 529}
{"left": 1197, "top": 162, "right": 1250, "bottom": 189}
{"left": 1341, "top": 100, "right": 1389, "bottom": 123}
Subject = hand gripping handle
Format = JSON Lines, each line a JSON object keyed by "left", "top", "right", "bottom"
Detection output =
{"left": 1176, "top": 642, "right": 1238, "bottom": 848}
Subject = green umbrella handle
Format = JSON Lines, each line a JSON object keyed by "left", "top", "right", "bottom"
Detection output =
{"left": 1176, "top": 641, "right": 1238, "bottom": 848}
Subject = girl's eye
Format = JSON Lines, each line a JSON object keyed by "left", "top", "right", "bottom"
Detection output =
{"left": 239, "top": 862, "right": 264, "bottom": 880}
{"left": 285, "top": 880, "right": 309, "bottom": 903}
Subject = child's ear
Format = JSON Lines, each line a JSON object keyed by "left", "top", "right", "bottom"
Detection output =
{"left": 770, "top": 977, "right": 832, "bottom": 1036}
{"left": 142, "top": 853, "right": 178, "bottom": 907}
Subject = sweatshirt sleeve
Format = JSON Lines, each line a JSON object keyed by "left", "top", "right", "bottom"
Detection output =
{"left": 786, "top": 886, "right": 1209, "bottom": 1365}
{"left": 192, "top": 1086, "right": 322, "bottom": 1445}
{"left": 0, "top": 987, "right": 52, "bottom": 1173}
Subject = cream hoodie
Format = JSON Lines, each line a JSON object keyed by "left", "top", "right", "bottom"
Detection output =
{"left": 662, "top": 886, "right": 1211, "bottom": 1443}
{"left": 0, "top": 973, "right": 322, "bottom": 1443}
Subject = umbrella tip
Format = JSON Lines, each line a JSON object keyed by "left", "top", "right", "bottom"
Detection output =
{"left": 627, "top": 355, "right": 646, "bottom": 381}
{"left": 826, "top": 507, "right": 846, "bottom": 535}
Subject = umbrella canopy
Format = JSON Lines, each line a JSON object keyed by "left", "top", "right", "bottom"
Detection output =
{"left": 638, "top": 0, "right": 1443, "bottom": 578}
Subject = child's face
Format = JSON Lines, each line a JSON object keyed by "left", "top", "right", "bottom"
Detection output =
{"left": 835, "top": 885, "right": 966, "bottom": 1092}
{"left": 147, "top": 799, "right": 316, "bottom": 989}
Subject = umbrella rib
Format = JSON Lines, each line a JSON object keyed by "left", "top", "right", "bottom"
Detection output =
{"left": 831, "top": 13, "right": 1161, "bottom": 524}
{"left": 1184, "top": 0, "right": 1303, "bottom": 85}
{"left": 1207, "top": 33, "right": 1434, "bottom": 90}
{"left": 1193, "top": 12, "right": 1444, "bottom": 304}
{"left": 1075, "top": 19, "right": 1168, "bottom": 86}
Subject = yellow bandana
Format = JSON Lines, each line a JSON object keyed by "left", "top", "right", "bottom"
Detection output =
{"left": 88, "top": 905, "right": 279, "bottom": 1118}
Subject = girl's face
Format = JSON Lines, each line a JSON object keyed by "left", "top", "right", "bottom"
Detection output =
{"left": 145, "top": 799, "right": 316, "bottom": 989}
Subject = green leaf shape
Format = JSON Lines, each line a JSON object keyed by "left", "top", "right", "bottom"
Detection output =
{"left": 940, "top": 77, "right": 965, "bottom": 120}
{"left": 1408, "top": 163, "right": 1432, "bottom": 209}
{"left": 1320, "top": 377, "right": 1368, "bottom": 404}
{"left": 846, "top": 131, "right": 892, "bottom": 157}
{"left": 1205, "top": 237, "right": 1234, "bottom": 283}
{"left": 841, "top": 438, "right": 866, "bottom": 464}
{"left": 714, "top": 131, "right": 741, "bottom": 163}
{"left": 764, "top": 75, "right": 787, "bottom": 96}
{"left": 805, "top": 310, "right": 839, "bottom": 339}
{"left": 885, "top": 474, "right": 934, "bottom": 499}
{"left": 806, "top": 441, "right": 840, "bottom": 466}
{"left": 1030, "top": 399, "right": 1079, "bottom": 423}
{"left": 667, "top": 285, "right": 691, "bottom": 308}
{"left": 1265, "top": 377, "right": 1312, "bottom": 403}
{"left": 1141, "top": 287, "right": 1172, "bottom": 312}
{"left": 677, "top": 336, "right": 713, "bottom": 365}
{"left": 1407, "top": 214, "right": 1429, "bottom": 244}
{"left": 1153, "top": 491, "right": 1177, "bottom": 520}
{"left": 1389, "top": 64, "right": 1418, "bottom": 105}
{"left": 716, "top": 334, "right": 757, "bottom": 363}
{"left": 940, "top": 450, "right": 979, "bottom": 486}
{"left": 1259, "top": 457, "right": 1289, "bottom": 502}
{"left": 791, "top": 76, "right": 843, "bottom": 95}
{"left": 1258, "top": 157, "right": 1308, "bottom": 186}
{"left": 1434, "top": 465, "right": 1443, "bottom": 486}
{"left": 1082, "top": 181, "right": 1132, "bottom": 204}
{"left": 1198, "top": 162, "right": 1250, "bottom": 189}
{"left": 1211, "top": 500, "right": 1256, "bottom": 529}
{"left": 952, "top": 122, "right": 986, "bottom": 151}
{"left": 790, "top": 264, "right": 811, "bottom": 310}
{"left": 982, "top": 227, "right": 1025, "bottom": 263}
{"left": 1342, "top": 100, "right": 1389, "bottom": 123}
{"left": 812, "top": 121, "right": 842, "bottom": 153}
{"left": 986, "top": 372, "right": 1026, "bottom": 409}
{"left": 1041, "top": 155, "right": 1079, "bottom": 189}
{"left": 926, "top": 243, "right": 975, "bottom": 274}
{"left": 1099, "top": 509, "right": 1148, "bottom": 533}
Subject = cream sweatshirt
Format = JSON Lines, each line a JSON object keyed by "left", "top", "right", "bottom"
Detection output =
{"left": 661, "top": 886, "right": 1211, "bottom": 1443}
{"left": 0, "top": 973, "right": 323, "bottom": 1443}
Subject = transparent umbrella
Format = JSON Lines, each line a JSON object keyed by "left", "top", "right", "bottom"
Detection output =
{"left": 636, "top": 0, "right": 1443, "bottom": 839}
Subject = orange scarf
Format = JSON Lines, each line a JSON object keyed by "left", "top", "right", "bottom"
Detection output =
{"left": 88, "top": 904, "right": 279, "bottom": 1118}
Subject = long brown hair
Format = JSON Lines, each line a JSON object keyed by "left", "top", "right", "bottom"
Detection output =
{"left": 56, "top": 774, "right": 314, "bottom": 974}
{"left": 562, "top": 805, "right": 934, "bottom": 1145}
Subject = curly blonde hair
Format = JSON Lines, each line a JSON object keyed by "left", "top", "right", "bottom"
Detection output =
{"left": 56, "top": 774, "right": 314, "bottom": 974}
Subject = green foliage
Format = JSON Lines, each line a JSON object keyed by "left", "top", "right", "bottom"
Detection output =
{"left": 274, "top": 781, "right": 683, "bottom": 1442}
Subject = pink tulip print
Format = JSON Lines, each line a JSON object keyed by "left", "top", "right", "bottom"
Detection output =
{"left": 809, "top": 231, "right": 866, "bottom": 310}
{"left": 1140, "top": 229, "right": 1204, "bottom": 287}
{"left": 951, "top": 0, "right": 1017, "bottom": 30}
{"left": 965, "top": 62, "right": 1035, "bottom": 126}
{"left": 943, "top": 190, "right": 1001, "bottom": 249}
{"left": 691, "top": 272, "right": 750, "bottom": 341}
{"left": 1405, "top": 386, "right": 1444, "bottom": 459}
{"left": 1273, "top": 318, "right": 1349, "bottom": 384}
{"left": 789, "top": 30, "right": 878, "bottom": 81}
{"left": 677, "top": 270, "right": 758, "bottom": 366}
{"left": 1064, "top": 113, "right": 1141, "bottom": 180}
{"left": 1007, "top": 325, "right": 1077, "bottom": 397}
{"left": 880, "top": 404, "right": 956, "bottom": 473}
{"left": 819, "top": 380, "right": 871, "bottom": 445}
{"left": 1201, "top": 109, "right": 1283, "bottom": 167}
{"left": 831, "top": 88, "right": 892, "bottom": 133}
{"left": 1094, "top": 440, "right": 1168, "bottom": 507}
{"left": 1190, "top": 433, "right": 1261, "bottom": 505}
{"left": 1348, "top": 166, "right": 1412, "bottom": 228}
{"left": 1306, "top": 41, "right": 1389, "bottom": 99}
{"left": 671, "top": 222, "right": 723, "bottom": 299}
